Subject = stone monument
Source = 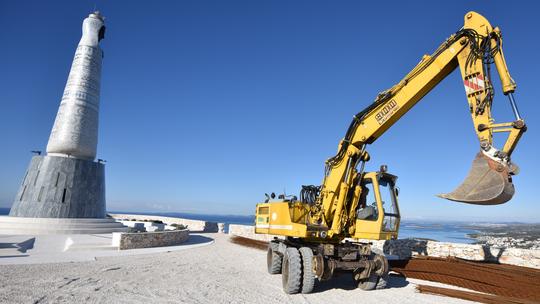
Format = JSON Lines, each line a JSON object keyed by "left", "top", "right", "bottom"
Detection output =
{"left": 0, "top": 12, "right": 127, "bottom": 234}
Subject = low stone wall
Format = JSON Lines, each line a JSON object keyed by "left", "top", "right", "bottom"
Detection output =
{"left": 109, "top": 213, "right": 218, "bottom": 232}
{"left": 228, "top": 224, "right": 540, "bottom": 269}
{"left": 367, "top": 239, "right": 540, "bottom": 268}
{"left": 363, "top": 239, "right": 487, "bottom": 260}
{"left": 492, "top": 247, "right": 540, "bottom": 269}
{"left": 228, "top": 224, "right": 283, "bottom": 242}
{"left": 114, "top": 229, "right": 189, "bottom": 250}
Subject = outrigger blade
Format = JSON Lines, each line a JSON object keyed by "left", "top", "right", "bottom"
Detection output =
{"left": 438, "top": 152, "right": 517, "bottom": 205}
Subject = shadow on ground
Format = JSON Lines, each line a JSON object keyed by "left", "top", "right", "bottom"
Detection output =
{"left": 314, "top": 273, "right": 409, "bottom": 293}
{"left": 0, "top": 255, "right": 30, "bottom": 258}
{"left": 0, "top": 237, "right": 35, "bottom": 257}
{"left": 183, "top": 234, "right": 214, "bottom": 246}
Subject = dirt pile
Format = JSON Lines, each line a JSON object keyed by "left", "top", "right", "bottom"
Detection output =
{"left": 417, "top": 285, "right": 538, "bottom": 304}
{"left": 391, "top": 256, "right": 540, "bottom": 303}
{"left": 230, "top": 235, "right": 268, "bottom": 250}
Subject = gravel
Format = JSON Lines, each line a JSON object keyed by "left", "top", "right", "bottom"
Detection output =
{"left": 0, "top": 233, "right": 474, "bottom": 304}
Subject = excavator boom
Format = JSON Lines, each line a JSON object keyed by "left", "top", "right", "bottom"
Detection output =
{"left": 317, "top": 11, "right": 524, "bottom": 218}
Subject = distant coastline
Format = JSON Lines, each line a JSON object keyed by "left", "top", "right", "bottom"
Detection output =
{"left": 0, "top": 208, "right": 476, "bottom": 243}
{"left": 3, "top": 207, "right": 537, "bottom": 247}
{"left": 465, "top": 223, "right": 540, "bottom": 249}
{"left": 111, "top": 211, "right": 256, "bottom": 226}
{"left": 111, "top": 211, "right": 479, "bottom": 243}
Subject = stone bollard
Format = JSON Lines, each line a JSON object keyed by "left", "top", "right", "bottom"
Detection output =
{"left": 112, "top": 232, "right": 123, "bottom": 247}
{"left": 218, "top": 223, "right": 226, "bottom": 233}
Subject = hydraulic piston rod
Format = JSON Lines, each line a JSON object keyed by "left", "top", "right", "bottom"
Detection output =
{"left": 507, "top": 93, "right": 522, "bottom": 121}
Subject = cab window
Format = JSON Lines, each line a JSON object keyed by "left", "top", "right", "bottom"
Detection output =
{"left": 356, "top": 178, "right": 379, "bottom": 221}
{"left": 379, "top": 178, "right": 399, "bottom": 232}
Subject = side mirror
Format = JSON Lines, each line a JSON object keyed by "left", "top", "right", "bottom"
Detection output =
{"left": 270, "top": 192, "right": 276, "bottom": 199}
{"left": 394, "top": 187, "right": 400, "bottom": 197}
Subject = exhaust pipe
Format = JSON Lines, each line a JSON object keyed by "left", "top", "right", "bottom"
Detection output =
{"left": 438, "top": 151, "right": 517, "bottom": 205}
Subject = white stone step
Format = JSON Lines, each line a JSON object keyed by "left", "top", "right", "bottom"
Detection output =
{"left": 0, "top": 227, "right": 129, "bottom": 235}
{"left": 0, "top": 222, "right": 125, "bottom": 229}
{"left": 0, "top": 217, "right": 120, "bottom": 223}
{"left": 0, "top": 216, "right": 129, "bottom": 235}
{"left": 67, "top": 243, "right": 115, "bottom": 251}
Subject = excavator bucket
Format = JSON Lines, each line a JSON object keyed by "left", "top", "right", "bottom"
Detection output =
{"left": 438, "top": 152, "right": 517, "bottom": 205}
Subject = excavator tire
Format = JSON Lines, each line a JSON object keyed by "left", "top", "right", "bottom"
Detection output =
{"left": 299, "top": 247, "right": 316, "bottom": 294}
{"left": 267, "top": 246, "right": 282, "bottom": 274}
{"left": 374, "top": 253, "right": 389, "bottom": 289}
{"left": 356, "top": 273, "right": 378, "bottom": 291}
{"left": 282, "top": 247, "right": 302, "bottom": 294}
{"left": 376, "top": 274, "right": 388, "bottom": 289}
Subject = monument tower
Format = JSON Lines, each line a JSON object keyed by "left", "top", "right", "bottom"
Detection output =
{"left": 1, "top": 12, "right": 126, "bottom": 234}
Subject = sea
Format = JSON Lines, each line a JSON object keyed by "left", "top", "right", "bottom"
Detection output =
{"left": 0, "top": 208, "right": 478, "bottom": 243}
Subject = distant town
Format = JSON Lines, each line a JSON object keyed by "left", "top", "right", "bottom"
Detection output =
{"left": 468, "top": 223, "right": 540, "bottom": 249}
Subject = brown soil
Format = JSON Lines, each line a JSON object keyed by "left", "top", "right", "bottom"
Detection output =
{"left": 416, "top": 284, "right": 538, "bottom": 304}
{"left": 229, "top": 236, "right": 268, "bottom": 250}
{"left": 391, "top": 256, "right": 540, "bottom": 302}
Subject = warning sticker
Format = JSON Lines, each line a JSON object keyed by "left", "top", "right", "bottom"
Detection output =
{"left": 464, "top": 74, "right": 485, "bottom": 94}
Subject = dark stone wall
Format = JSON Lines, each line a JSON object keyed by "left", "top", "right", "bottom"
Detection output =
{"left": 119, "top": 229, "right": 189, "bottom": 250}
{"left": 9, "top": 155, "right": 106, "bottom": 218}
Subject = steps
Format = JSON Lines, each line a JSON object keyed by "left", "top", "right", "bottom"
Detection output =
{"left": 0, "top": 216, "right": 129, "bottom": 234}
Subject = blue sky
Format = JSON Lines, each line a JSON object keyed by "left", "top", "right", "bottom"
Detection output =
{"left": 0, "top": 1, "right": 538, "bottom": 221}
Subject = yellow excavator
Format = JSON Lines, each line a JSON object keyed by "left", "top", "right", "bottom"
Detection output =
{"left": 255, "top": 12, "right": 526, "bottom": 294}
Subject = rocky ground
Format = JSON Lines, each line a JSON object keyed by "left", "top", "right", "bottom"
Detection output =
{"left": 0, "top": 233, "right": 474, "bottom": 304}
{"left": 467, "top": 223, "right": 540, "bottom": 250}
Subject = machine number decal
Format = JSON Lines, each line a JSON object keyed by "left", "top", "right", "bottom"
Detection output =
{"left": 375, "top": 99, "right": 399, "bottom": 125}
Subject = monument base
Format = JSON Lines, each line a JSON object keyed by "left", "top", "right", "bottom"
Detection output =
{"left": 9, "top": 155, "right": 106, "bottom": 218}
{"left": 0, "top": 216, "right": 128, "bottom": 234}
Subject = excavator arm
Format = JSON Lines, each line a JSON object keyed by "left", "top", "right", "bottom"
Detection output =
{"left": 315, "top": 12, "right": 526, "bottom": 236}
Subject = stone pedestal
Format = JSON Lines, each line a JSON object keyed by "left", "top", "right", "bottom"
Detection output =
{"left": 9, "top": 155, "right": 105, "bottom": 218}
{"left": 0, "top": 217, "right": 127, "bottom": 234}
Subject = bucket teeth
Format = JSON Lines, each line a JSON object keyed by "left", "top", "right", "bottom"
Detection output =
{"left": 438, "top": 152, "right": 515, "bottom": 205}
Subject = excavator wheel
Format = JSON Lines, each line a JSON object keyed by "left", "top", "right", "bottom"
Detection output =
{"left": 282, "top": 247, "right": 302, "bottom": 294}
{"left": 267, "top": 246, "right": 282, "bottom": 274}
{"left": 373, "top": 253, "right": 389, "bottom": 289}
{"left": 299, "top": 247, "right": 316, "bottom": 294}
{"left": 376, "top": 274, "right": 388, "bottom": 289}
{"left": 355, "top": 273, "right": 378, "bottom": 291}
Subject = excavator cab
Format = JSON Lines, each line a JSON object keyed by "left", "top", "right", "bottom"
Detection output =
{"left": 353, "top": 169, "right": 400, "bottom": 240}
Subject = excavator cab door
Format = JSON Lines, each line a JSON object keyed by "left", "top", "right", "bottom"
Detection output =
{"left": 353, "top": 172, "right": 400, "bottom": 240}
